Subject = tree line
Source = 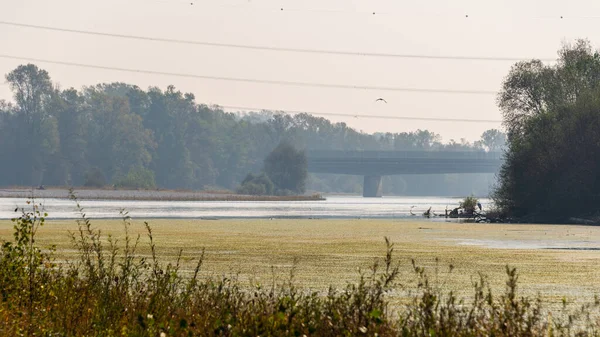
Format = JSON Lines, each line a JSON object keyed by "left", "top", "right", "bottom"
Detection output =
{"left": 0, "top": 64, "right": 505, "bottom": 195}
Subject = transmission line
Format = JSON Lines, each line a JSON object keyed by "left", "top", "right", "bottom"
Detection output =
{"left": 154, "top": 0, "right": 600, "bottom": 21}
{"left": 219, "top": 105, "right": 502, "bottom": 123}
{"left": 0, "top": 21, "right": 554, "bottom": 62}
{"left": 0, "top": 54, "right": 498, "bottom": 95}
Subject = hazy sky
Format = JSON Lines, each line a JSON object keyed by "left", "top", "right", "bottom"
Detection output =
{"left": 1, "top": 0, "right": 599, "bottom": 141}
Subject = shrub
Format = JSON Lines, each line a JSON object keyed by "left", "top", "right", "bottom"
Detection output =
{"left": 237, "top": 181, "right": 266, "bottom": 195}
{"left": 238, "top": 172, "right": 274, "bottom": 195}
{"left": 113, "top": 166, "right": 156, "bottom": 189}
{"left": 275, "top": 188, "right": 294, "bottom": 196}
{"left": 83, "top": 167, "right": 106, "bottom": 187}
{"left": 460, "top": 195, "right": 479, "bottom": 213}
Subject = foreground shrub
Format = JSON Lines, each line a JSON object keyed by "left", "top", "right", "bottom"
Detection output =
{"left": 2, "top": 198, "right": 600, "bottom": 335}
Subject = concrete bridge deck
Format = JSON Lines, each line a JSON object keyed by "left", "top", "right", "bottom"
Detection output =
{"left": 307, "top": 150, "right": 503, "bottom": 197}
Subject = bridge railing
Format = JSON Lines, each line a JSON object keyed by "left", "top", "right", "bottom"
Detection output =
{"left": 307, "top": 150, "right": 504, "bottom": 161}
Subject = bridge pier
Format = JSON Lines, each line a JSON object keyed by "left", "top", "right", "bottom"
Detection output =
{"left": 363, "top": 175, "right": 383, "bottom": 198}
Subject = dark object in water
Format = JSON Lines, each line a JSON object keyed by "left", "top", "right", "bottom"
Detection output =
{"left": 423, "top": 207, "right": 432, "bottom": 218}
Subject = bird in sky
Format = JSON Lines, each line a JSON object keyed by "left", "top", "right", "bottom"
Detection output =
{"left": 375, "top": 98, "right": 387, "bottom": 103}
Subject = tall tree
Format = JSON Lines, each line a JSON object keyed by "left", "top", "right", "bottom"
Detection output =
{"left": 495, "top": 40, "right": 600, "bottom": 220}
{"left": 6, "top": 64, "right": 56, "bottom": 185}
{"left": 264, "top": 141, "right": 308, "bottom": 194}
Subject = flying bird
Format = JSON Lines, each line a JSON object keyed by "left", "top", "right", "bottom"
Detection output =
{"left": 375, "top": 98, "right": 387, "bottom": 103}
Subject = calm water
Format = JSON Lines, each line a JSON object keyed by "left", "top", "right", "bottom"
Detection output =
{"left": 0, "top": 196, "right": 491, "bottom": 220}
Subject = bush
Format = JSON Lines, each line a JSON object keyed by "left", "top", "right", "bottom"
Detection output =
{"left": 238, "top": 172, "right": 274, "bottom": 195}
{"left": 275, "top": 188, "right": 294, "bottom": 196}
{"left": 83, "top": 167, "right": 106, "bottom": 187}
{"left": 460, "top": 195, "right": 479, "bottom": 213}
{"left": 237, "top": 181, "right": 266, "bottom": 195}
{"left": 113, "top": 166, "right": 156, "bottom": 190}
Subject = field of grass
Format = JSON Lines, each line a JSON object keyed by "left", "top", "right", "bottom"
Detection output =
{"left": 2, "top": 218, "right": 600, "bottom": 306}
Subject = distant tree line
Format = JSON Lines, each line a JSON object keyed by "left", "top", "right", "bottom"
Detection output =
{"left": 0, "top": 64, "right": 505, "bottom": 195}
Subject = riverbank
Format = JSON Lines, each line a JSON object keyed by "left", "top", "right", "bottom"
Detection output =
{"left": 0, "top": 188, "right": 325, "bottom": 201}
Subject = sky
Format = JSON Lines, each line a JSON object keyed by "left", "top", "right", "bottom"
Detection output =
{"left": 1, "top": 0, "right": 599, "bottom": 142}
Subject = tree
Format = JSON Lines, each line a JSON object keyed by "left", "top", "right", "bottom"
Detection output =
{"left": 5, "top": 64, "right": 56, "bottom": 185}
{"left": 479, "top": 129, "right": 507, "bottom": 152}
{"left": 45, "top": 88, "right": 89, "bottom": 185}
{"left": 264, "top": 142, "right": 307, "bottom": 194}
{"left": 393, "top": 130, "right": 442, "bottom": 150}
{"left": 494, "top": 40, "right": 600, "bottom": 221}
{"left": 6, "top": 64, "right": 53, "bottom": 125}
{"left": 84, "top": 89, "right": 155, "bottom": 181}
{"left": 498, "top": 40, "right": 600, "bottom": 138}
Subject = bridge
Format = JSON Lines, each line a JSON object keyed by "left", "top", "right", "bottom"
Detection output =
{"left": 307, "top": 150, "right": 503, "bottom": 197}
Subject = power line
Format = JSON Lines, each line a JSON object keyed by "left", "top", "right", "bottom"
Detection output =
{"left": 155, "top": 0, "right": 600, "bottom": 21}
{"left": 0, "top": 54, "right": 498, "bottom": 95}
{"left": 219, "top": 105, "right": 502, "bottom": 123}
{"left": 0, "top": 21, "right": 554, "bottom": 62}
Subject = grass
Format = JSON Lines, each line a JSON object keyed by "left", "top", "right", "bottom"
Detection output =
{"left": 3, "top": 201, "right": 600, "bottom": 335}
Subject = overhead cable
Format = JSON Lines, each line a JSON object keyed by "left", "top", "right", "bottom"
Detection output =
{"left": 219, "top": 105, "right": 502, "bottom": 123}
{"left": 0, "top": 54, "right": 498, "bottom": 95}
{"left": 0, "top": 21, "right": 554, "bottom": 62}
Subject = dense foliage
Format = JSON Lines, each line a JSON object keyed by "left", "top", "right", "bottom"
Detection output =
{"left": 263, "top": 141, "right": 308, "bottom": 195}
{"left": 2, "top": 204, "right": 600, "bottom": 335}
{"left": 237, "top": 172, "right": 275, "bottom": 195}
{"left": 460, "top": 195, "right": 479, "bottom": 214}
{"left": 494, "top": 40, "right": 600, "bottom": 221}
{"left": 0, "top": 64, "right": 505, "bottom": 196}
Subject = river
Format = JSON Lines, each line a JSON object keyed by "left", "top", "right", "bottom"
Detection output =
{"left": 0, "top": 196, "right": 491, "bottom": 220}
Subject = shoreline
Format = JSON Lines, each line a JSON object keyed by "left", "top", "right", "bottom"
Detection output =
{"left": 0, "top": 188, "right": 325, "bottom": 202}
